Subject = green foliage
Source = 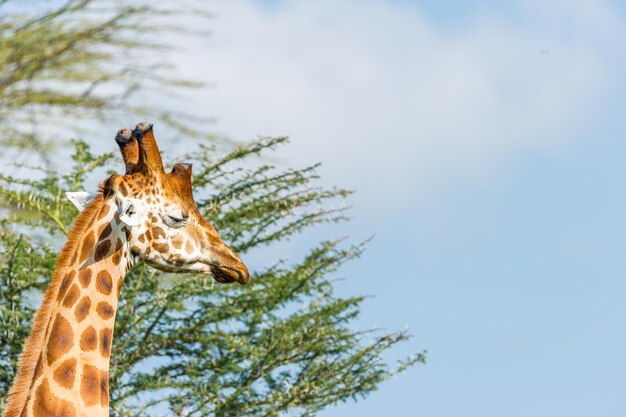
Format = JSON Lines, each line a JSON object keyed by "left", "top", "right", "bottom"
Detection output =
{"left": 0, "top": 140, "right": 423, "bottom": 416}
{"left": 0, "top": 0, "right": 213, "bottom": 162}
{"left": 0, "top": 233, "right": 56, "bottom": 385}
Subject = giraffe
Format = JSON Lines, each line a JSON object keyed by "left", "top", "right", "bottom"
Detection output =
{"left": 3, "top": 122, "right": 249, "bottom": 417}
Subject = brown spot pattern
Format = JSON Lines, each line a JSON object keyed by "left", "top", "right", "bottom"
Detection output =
{"left": 100, "top": 371, "right": 109, "bottom": 406}
{"left": 34, "top": 379, "right": 76, "bottom": 417}
{"left": 53, "top": 358, "right": 77, "bottom": 389}
{"left": 130, "top": 246, "right": 141, "bottom": 257}
{"left": 95, "top": 270, "right": 112, "bottom": 295}
{"left": 57, "top": 272, "right": 74, "bottom": 301}
{"left": 117, "top": 276, "right": 124, "bottom": 296}
{"left": 94, "top": 240, "right": 111, "bottom": 262}
{"left": 171, "top": 236, "right": 183, "bottom": 249}
{"left": 80, "top": 326, "right": 98, "bottom": 351}
{"left": 80, "top": 364, "right": 100, "bottom": 406}
{"left": 154, "top": 243, "right": 169, "bottom": 254}
{"left": 99, "top": 328, "right": 112, "bottom": 358}
{"left": 98, "top": 223, "right": 112, "bottom": 240}
{"left": 62, "top": 284, "right": 80, "bottom": 308}
{"left": 96, "top": 302, "right": 115, "bottom": 320}
{"left": 153, "top": 226, "right": 166, "bottom": 239}
{"left": 46, "top": 316, "right": 73, "bottom": 365}
{"left": 79, "top": 268, "right": 92, "bottom": 288}
{"left": 185, "top": 241, "right": 194, "bottom": 254}
{"left": 79, "top": 233, "right": 95, "bottom": 264}
{"left": 97, "top": 204, "right": 110, "bottom": 221}
{"left": 75, "top": 296, "right": 91, "bottom": 322}
{"left": 112, "top": 250, "right": 122, "bottom": 266}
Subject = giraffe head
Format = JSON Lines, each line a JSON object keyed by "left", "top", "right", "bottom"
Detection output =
{"left": 73, "top": 122, "right": 249, "bottom": 284}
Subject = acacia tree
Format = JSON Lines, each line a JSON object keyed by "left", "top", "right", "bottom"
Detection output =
{"left": 0, "top": 2, "right": 424, "bottom": 416}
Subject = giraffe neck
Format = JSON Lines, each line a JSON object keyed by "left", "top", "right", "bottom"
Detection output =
{"left": 4, "top": 196, "right": 132, "bottom": 417}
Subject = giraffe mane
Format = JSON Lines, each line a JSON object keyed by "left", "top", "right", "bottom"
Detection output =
{"left": 3, "top": 193, "right": 106, "bottom": 417}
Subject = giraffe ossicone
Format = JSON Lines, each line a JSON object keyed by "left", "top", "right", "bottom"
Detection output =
{"left": 3, "top": 122, "right": 249, "bottom": 417}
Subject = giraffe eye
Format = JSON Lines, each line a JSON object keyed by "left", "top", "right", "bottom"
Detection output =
{"left": 163, "top": 214, "right": 188, "bottom": 228}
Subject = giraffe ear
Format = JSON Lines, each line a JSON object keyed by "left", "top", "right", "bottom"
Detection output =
{"left": 65, "top": 192, "right": 93, "bottom": 212}
{"left": 118, "top": 198, "right": 142, "bottom": 227}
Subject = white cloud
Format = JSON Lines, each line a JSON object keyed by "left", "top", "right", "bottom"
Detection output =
{"left": 180, "top": 0, "right": 624, "bottom": 213}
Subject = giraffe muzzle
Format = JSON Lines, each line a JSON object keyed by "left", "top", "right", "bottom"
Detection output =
{"left": 207, "top": 242, "right": 250, "bottom": 285}
{"left": 210, "top": 263, "right": 250, "bottom": 285}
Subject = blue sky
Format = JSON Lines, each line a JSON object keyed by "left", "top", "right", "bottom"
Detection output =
{"left": 172, "top": 1, "right": 626, "bottom": 415}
